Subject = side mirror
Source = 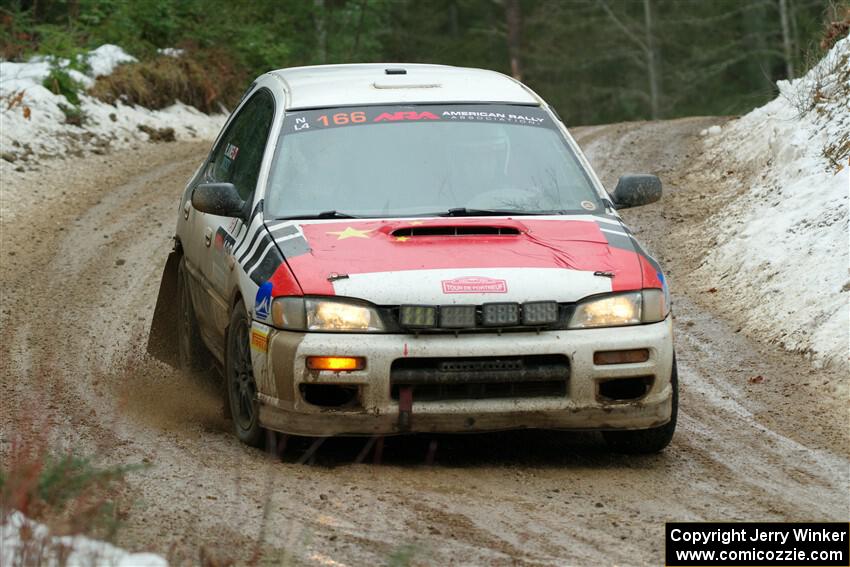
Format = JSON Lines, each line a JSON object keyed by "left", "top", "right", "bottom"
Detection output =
{"left": 610, "top": 174, "right": 662, "bottom": 209}
{"left": 192, "top": 182, "right": 246, "bottom": 218}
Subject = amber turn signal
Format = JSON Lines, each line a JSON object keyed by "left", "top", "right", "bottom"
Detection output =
{"left": 306, "top": 356, "right": 365, "bottom": 371}
{"left": 593, "top": 349, "right": 650, "bottom": 365}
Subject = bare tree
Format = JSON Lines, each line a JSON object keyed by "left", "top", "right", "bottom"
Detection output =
{"left": 448, "top": 1, "right": 459, "bottom": 38}
{"left": 506, "top": 0, "right": 523, "bottom": 81}
{"left": 643, "top": 0, "right": 659, "bottom": 119}
{"left": 314, "top": 0, "right": 327, "bottom": 64}
{"left": 597, "top": 0, "right": 662, "bottom": 119}
{"left": 778, "top": 0, "right": 795, "bottom": 77}
{"left": 352, "top": 0, "right": 367, "bottom": 58}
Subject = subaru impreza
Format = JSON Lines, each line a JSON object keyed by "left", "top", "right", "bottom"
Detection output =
{"left": 149, "top": 64, "right": 677, "bottom": 453}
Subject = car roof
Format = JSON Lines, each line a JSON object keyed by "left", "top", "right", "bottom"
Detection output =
{"left": 268, "top": 63, "right": 541, "bottom": 110}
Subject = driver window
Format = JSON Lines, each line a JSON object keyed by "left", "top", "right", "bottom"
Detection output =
{"left": 208, "top": 89, "right": 275, "bottom": 201}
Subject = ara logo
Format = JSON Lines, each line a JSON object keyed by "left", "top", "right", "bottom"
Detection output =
{"left": 254, "top": 282, "right": 273, "bottom": 321}
{"left": 373, "top": 111, "right": 439, "bottom": 122}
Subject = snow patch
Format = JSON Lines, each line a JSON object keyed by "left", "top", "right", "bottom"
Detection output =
{"left": 157, "top": 47, "right": 185, "bottom": 58}
{"left": 1, "top": 511, "right": 167, "bottom": 567}
{"left": 698, "top": 36, "right": 850, "bottom": 368}
{"left": 0, "top": 44, "right": 136, "bottom": 91}
{"left": 86, "top": 44, "right": 139, "bottom": 77}
{"left": 0, "top": 44, "right": 225, "bottom": 164}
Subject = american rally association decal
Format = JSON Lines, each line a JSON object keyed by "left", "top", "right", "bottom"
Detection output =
{"left": 283, "top": 104, "right": 553, "bottom": 135}
{"left": 440, "top": 110, "right": 545, "bottom": 125}
{"left": 442, "top": 276, "right": 508, "bottom": 294}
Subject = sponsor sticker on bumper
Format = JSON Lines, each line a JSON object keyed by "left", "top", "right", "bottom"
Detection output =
{"left": 251, "top": 323, "right": 270, "bottom": 352}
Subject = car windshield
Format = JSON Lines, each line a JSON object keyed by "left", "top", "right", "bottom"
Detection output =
{"left": 265, "top": 104, "right": 603, "bottom": 219}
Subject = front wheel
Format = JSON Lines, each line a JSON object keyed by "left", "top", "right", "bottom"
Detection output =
{"left": 602, "top": 356, "right": 678, "bottom": 454}
{"left": 226, "top": 300, "right": 264, "bottom": 447}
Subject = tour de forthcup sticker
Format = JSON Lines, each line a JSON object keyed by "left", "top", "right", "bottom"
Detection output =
{"left": 581, "top": 200, "right": 596, "bottom": 211}
{"left": 441, "top": 276, "right": 508, "bottom": 294}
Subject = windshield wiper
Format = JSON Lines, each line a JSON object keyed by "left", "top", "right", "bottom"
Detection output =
{"left": 440, "top": 208, "right": 563, "bottom": 217}
{"left": 274, "top": 210, "right": 361, "bottom": 220}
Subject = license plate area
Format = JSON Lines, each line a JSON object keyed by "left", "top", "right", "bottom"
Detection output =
{"left": 390, "top": 355, "right": 569, "bottom": 401}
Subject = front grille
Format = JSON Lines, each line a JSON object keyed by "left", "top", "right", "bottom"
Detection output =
{"left": 379, "top": 303, "right": 574, "bottom": 333}
{"left": 390, "top": 355, "right": 569, "bottom": 401}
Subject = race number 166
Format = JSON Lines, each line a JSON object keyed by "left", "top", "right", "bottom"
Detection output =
{"left": 317, "top": 112, "right": 367, "bottom": 126}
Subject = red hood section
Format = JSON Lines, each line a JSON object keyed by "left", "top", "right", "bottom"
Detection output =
{"left": 267, "top": 217, "right": 648, "bottom": 297}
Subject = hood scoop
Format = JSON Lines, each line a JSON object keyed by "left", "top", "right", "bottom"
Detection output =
{"left": 391, "top": 225, "right": 521, "bottom": 237}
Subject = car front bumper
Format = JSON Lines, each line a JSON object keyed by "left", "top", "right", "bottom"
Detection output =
{"left": 252, "top": 317, "right": 674, "bottom": 436}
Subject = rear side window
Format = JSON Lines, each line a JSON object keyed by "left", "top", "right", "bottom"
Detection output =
{"left": 208, "top": 89, "right": 275, "bottom": 200}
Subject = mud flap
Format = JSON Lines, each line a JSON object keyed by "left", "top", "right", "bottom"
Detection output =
{"left": 147, "top": 251, "right": 180, "bottom": 367}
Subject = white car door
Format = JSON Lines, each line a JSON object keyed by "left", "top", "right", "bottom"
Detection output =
{"left": 194, "top": 89, "right": 277, "bottom": 348}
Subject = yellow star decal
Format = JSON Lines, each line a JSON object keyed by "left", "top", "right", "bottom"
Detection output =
{"left": 395, "top": 236, "right": 410, "bottom": 242}
{"left": 327, "top": 226, "right": 374, "bottom": 240}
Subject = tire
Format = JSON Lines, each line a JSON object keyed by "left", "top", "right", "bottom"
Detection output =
{"left": 177, "top": 257, "right": 210, "bottom": 372}
{"left": 602, "top": 356, "right": 678, "bottom": 454}
{"left": 226, "top": 299, "right": 264, "bottom": 447}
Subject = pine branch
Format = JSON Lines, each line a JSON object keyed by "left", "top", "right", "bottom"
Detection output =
{"left": 596, "top": 0, "right": 647, "bottom": 52}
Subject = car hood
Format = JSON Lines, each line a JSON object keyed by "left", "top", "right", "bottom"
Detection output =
{"left": 264, "top": 216, "right": 662, "bottom": 304}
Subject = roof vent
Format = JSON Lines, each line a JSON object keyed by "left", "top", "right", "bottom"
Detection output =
{"left": 385, "top": 68, "right": 407, "bottom": 75}
{"left": 372, "top": 82, "right": 440, "bottom": 90}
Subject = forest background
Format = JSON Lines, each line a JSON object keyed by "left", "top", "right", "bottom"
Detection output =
{"left": 1, "top": 0, "right": 848, "bottom": 125}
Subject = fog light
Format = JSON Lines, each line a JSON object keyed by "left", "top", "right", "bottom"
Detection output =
{"left": 306, "top": 356, "right": 365, "bottom": 371}
{"left": 482, "top": 303, "right": 519, "bottom": 326}
{"left": 399, "top": 305, "right": 437, "bottom": 328}
{"left": 440, "top": 305, "right": 476, "bottom": 328}
{"left": 522, "top": 301, "right": 559, "bottom": 325}
{"left": 593, "top": 349, "right": 650, "bottom": 365}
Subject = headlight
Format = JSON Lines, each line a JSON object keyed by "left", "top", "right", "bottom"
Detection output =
{"left": 271, "top": 297, "right": 385, "bottom": 332}
{"left": 569, "top": 290, "right": 667, "bottom": 329}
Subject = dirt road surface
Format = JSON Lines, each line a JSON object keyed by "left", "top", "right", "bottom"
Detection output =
{"left": 1, "top": 119, "right": 847, "bottom": 565}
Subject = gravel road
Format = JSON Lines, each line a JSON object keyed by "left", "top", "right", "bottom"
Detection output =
{"left": 1, "top": 118, "right": 847, "bottom": 565}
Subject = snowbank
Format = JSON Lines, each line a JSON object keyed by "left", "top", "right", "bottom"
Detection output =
{"left": 1, "top": 511, "right": 167, "bottom": 567}
{"left": 0, "top": 44, "right": 225, "bottom": 164}
{"left": 698, "top": 36, "right": 849, "bottom": 368}
{"left": 1, "top": 43, "right": 137, "bottom": 99}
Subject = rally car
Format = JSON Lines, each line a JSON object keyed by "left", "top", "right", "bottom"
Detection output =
{"left": 148, "top": 63, "right": 677, "bottom": 453}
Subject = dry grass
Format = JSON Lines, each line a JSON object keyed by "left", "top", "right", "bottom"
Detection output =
{"left": 1, "top": 443, "right": 135, "bottom": 529}
{"left": 781, "top": 48, "right": 845, "bottom": 117}
{"left": 0, "top": 411, "right": 140, "bottom": 564}
{"left": 89, "top": 49, "right": 245, "bottom": 114}
{"left": 782, "top": 10, "right": 849, "bottom": 121}
{"left": 819, "top": 50, "right": 850, "bottom": 169}
{"left": 821, "top": 4, "right": 850, "bottom": 51}
{"left": 779, "top": 24, "right": 849, "bottom": 171}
